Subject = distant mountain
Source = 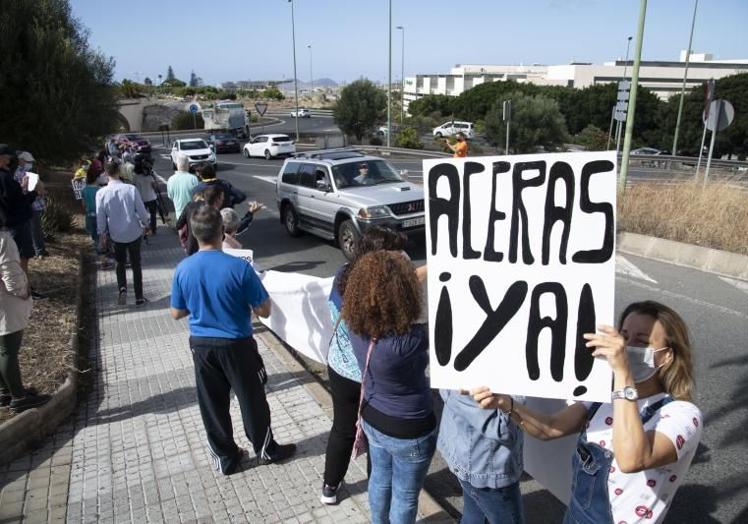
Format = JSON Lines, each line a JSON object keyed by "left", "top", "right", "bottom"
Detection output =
{"left": 277, "top": 78, "right": 338, "bottom": 89}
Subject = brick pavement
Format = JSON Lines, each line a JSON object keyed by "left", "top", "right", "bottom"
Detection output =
{"left": 0, "top": 232, "right": 374, "bottom": 523}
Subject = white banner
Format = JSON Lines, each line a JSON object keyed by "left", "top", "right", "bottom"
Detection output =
{"left": 424, "top": 152, "right": 617, "bottom": 402}
{"left": 257, "top": 270, "right": 334, "bottom": 364}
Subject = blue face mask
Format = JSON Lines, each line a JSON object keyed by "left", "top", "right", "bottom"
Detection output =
{"left": 626, "top": 346, "right": 669, "bottom": 383}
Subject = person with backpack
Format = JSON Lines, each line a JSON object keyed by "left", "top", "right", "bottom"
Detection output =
{"left": 472, "top": 301, "right": 702, "bottom": 524}
{"left": 193, "top": 163, "right": 246, "bottom": 210}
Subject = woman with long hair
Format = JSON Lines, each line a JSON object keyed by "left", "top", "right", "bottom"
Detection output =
{"left": 343, "top": 250, "right": 435, "bottom": 524}
{"left": 320, "top": 226, "right": 410, "bottom": 505}
{"left": 472, "top": 301, "right": 702, "bottom": 524}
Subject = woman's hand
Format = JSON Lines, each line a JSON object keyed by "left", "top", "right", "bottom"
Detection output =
{"left": 583, "top": 325, "right": 629, "bottom": 375}
{"left": 469, "top": 386, "right": 511, "bottom": 411}
{"left": 248, "top": 201, "right": 265, "bottom": 214}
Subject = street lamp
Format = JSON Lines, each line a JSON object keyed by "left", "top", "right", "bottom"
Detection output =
{"left": 386, "top": 0, "right": 392, "bottom": 148}
{"left": 288, "top": 0, "right": 300, "bottom": 141}
{"left": 672, "top": 0, "right": 699, "bottom": 156}
{"left": 307, "top": 44, "right": 314, "bottom": 102}
{"left": 396, "top": 25, "right": 405, "bottom": 124}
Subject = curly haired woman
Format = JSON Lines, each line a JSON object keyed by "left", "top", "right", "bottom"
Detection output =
{"left": 342, "top": 250, "right": 434, "bottom": 524}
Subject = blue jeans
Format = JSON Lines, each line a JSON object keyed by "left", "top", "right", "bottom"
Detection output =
{"left": 459, "top": 478, "right": 525, "bottom": 524}
{"left": 363, "top": 419, "right": 437, "bottom": 524}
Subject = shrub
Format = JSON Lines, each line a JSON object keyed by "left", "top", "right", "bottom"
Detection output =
{"left": 369, "top": 135, "right": 383, "bottom": 146}
{"left": 395, "top": 127, "right": 423, "bottom": 149}
{"left": 41, "top": 195, "right": 74, "bottom": 239}
{"left": 575, "top": 124, "right": 609, "bottom": 151}
{"left": 171, "top": 110, "right": 204, "bottom": 130}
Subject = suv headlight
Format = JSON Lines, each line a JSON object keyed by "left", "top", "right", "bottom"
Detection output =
{"left": 358, "top": 206, "right": 390, "bottom": 219}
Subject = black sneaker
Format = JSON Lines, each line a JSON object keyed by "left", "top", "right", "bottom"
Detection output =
{"left": 135, "top": 297, "right": 149, "bottom": 306}
{"left": 0, "top": 394, "right": 11, "bottom": 407}
{"left": 10, "top": 393, "right": 50, "bottom": 414}
{"left": 117, "top": 288, "right": 127, "bottom": 305}
{"left": 320, "top": 482, "right": 341, "bottom": 505}
{"left": 31, "top": 290, "right": 48, "bottom": 300}
{"left": 259, "top": 443, "right": 297, "bottom": 466}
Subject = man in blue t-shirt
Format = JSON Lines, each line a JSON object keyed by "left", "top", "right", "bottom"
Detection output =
{"left": 170, "top": 204, "right": 296, "bottom": 474}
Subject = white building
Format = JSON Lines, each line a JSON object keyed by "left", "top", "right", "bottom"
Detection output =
{"left": 404, "top": 52, "right": 748, "bottom": 111}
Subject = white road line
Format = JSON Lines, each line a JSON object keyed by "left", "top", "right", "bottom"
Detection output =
{"left": 253, "top": 175, "right": 277, "bottom": 185}
{"left": 616, "top": 254, "right": 657, "bottom": 283}
{"left": 221, "top": 160, "right": 283, "bottom": 169}
{"left": 719, "top": 276, "right": 748, "bottom": 294}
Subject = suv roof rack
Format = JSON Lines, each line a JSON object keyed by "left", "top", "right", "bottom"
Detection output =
{"left": 294, "top": 148, "right": 365, "bottom": 161}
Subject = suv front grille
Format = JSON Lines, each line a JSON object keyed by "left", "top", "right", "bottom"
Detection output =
{"left": 388, "top": 200, "right": 424, "bottom": 216}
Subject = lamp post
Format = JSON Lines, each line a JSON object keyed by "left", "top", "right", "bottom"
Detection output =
{"left": 386, "top": 0, "right": 392, "bottom": 148}
{"left": 672, "top": 0, "right": 699, "bottom": 156}
{"left": 307, "top": 44, "right": 314, "bottom": 101}
{"left": 396, "top": 25, "right": 405, "bottom": 124}
{"left": 288, "top": 0, "right": 300, "bottom": 142}
{"left": 619, "top": 0, "right": 648, "bottom": 194}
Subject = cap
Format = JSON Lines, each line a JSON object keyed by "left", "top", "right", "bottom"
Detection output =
{"left": 0, "top": 144, "right": 15, "bottom": 156}
{"left": 17, "top": 151, "right": 35, "bottom": 163}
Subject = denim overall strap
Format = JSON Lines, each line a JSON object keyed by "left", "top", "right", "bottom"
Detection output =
{"left": 564, "top": 395, "right": 674, "bottom": 524}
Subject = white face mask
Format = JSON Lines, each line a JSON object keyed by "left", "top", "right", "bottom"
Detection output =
{"left": 626, "top": 346, "right": 669, "bottom": 383}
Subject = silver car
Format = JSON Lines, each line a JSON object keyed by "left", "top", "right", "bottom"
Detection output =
{"left": 275, "top": 150, "right": 425, "bottom": 260}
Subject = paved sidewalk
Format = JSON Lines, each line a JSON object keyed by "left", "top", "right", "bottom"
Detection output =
{"left": 0, "top": 232, "right": 374, "bottom": 523}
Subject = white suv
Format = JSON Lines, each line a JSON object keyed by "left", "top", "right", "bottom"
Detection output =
{"left": 170, "top": 138, "right": 217, "bottom": 169}
{"left": 243, "top": 134, "right": 296, "bottom": 159}
{"left": 432, "top": 120, "right": 475, "bottom": 139}
{"left": 275, "top": 150, "right": 425, "bottom": 259}
{"left": 290, "top": 108, "right": 311, "bottom": 118}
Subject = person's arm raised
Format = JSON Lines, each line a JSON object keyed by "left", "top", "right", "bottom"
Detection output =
{"left": 471, "top": 387, "right": 588, "bottom": 440}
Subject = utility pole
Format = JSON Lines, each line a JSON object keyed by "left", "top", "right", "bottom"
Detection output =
{"left": 307, "top": 44, "right": 314, "bottom": 101}
{"left": 387, "top": 0, "right": 392, "bottom": 148}
{"left": 397, "top": 25, "right": 405, "bottom": 124}
{"left": 619, "top": 0, "right": 648, "bottom": 194}
{"left": 672, "top": 0, "right": 699, "bottom": 156}
{"left": 289, "top": 0, "right": 300, "bottom": 142}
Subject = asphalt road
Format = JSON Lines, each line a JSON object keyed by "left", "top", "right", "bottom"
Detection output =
{"left": 149, "top": 145, "right": 748, "bottom": 523}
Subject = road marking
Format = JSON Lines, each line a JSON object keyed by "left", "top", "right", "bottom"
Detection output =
{"left": 719, "top": 276, "right": 748, "bottom": 294}
{"left": 220, "top": 159, "right": 283, "bottom": 169}
{"left": 253, "top": 175, "right": 277, "bottom": 185}
{"left": 616, "top": 254, "right": 657, "bottom": 283}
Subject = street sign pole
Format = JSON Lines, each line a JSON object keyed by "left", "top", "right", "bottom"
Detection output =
{"left": 387, "top": 0, "right": 392, "bottom": 148}
{"left": 672, "top": 0, "right": 699, "bottom": 156}
{"left": 618, "top": 0, "right": 648, "bottom": 194}
{"left": 289, "top": 0, "right": 300, "bottom": 142}
{"left": 703, "top": 101, "right": 721, "bottom": 187}
{"left": 694, "top": 121, "right": 707, "bottom": 181}
{"left": 503, "top": 100, "right": 511, "bottom": 154}
{"left": 607, "top": 105, "right": 615, "bottom": 150}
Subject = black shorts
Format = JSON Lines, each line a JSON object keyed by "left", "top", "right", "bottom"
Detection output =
{"left": 11, "top": 221, "right": 35, "bottom": 260}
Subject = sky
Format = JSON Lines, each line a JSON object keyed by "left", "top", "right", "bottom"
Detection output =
{"left": 70, "top": 0, "right": 748, "bottom": 86}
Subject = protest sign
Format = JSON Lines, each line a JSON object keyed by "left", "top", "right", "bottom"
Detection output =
{"left": 424, "top": 152, "right": 617, "bottom": 402}
{"left": 223, "top": 248, "right": 254, "bottom": 266}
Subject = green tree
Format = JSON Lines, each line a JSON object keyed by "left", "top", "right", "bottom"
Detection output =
{"left": 144, "top": 77, "right": 153, "bottom": 86}
{"left": 189, "top": 70, "right": 202, "bottom": 88}
{"left": 484, "top": 93, "right": 568, "bottom": 153}
{"left": 408, "top": 94, "right": 454, "bottom": 118}
{"left": 166, "top": 65, "right": 176, "bottom": 81}
{"left": 261, "top": 86, "right": 284, "bottom": 100}
{"left": 575, "top": 124, "right": 609, "bottom": 151}
{"left": 395, "top": 127, "right": 423, "bottom": 149}
{"left": 334, "top": 79, "right": 386, "bottom": 140}
{"left": 0, "top": 0, "right": 119, "bottom": 163}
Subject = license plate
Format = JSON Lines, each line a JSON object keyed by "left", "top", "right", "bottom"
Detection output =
{"left": 402, "top": 216, "right": 425, "bottom": 228}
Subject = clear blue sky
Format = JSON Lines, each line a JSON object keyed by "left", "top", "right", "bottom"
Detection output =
{"left": 71, "top": 0, "right": 748, "bottom": 85}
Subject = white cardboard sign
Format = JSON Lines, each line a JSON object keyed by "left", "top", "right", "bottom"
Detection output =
{"left": 424, "top": 152, "right": 617, "bottom": 402}
{"left": 223, "top": 248, "right": 254, "bottom": 266}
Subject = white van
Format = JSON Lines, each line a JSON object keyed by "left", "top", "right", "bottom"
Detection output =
{"left": 432, "top": 121, "right": 475, "bottom": 139}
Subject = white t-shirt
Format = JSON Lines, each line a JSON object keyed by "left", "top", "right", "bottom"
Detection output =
{"left": 583, "top": 393, "right": 702, "bottom": 524}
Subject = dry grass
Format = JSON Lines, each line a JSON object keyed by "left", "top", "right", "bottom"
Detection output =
{"left": 619, "top": 181, "right": 748, "bottom": 255}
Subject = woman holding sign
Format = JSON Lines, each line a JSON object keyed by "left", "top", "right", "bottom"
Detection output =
{"left": 472, "top": 301, "right": 701, "bottom": 524}
{"left": 343, "top": 251, "right": 435, "bottom": 524}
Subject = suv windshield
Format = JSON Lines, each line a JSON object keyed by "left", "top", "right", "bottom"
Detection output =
{"left": 332, "top": 159, "right": 404, "bottom": 189}
{"left": 181, "top": 140, "right": 208, "bottom": 150}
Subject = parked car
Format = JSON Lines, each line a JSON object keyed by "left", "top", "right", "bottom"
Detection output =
{"left": 275, "top": 149, "right": 425, "bottom": 260}
{"left": 243, "top": 134, "right": 296, "bottom": 160}
{"left": 432, "top": 121, "right": 475, "bottom": 139}
{"left": 207, "top": 132, "right": 241, "bottom": 154}
{"left": 290, "top": 108, "right": 311, "bottom": 118}
{"left": 631, "top": 147, "right": 663, "bottom": 156}
{"left": 115, "top": 133, "right": 152, "bottom": 156}
{"left": 170, "top": 138, "right": 217, "bottom": 169}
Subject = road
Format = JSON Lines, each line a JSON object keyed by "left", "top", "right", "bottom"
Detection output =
{"left": 148, "top": 144, "right": 748, "bottom": 523}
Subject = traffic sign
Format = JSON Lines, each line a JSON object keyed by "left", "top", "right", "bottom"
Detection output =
{"left": 617, "top": 90, "right": 630, "bottom": 102}
{"left": 186, "top": 102, "right": 202, "bottom": 113}
{"left": 618, "top": 80, "right": 631, "bottom": 91}
{"left": 704, "top": 99, "right": 735, "bottom": 132}
{"left": 615, "top": 101, "right": 628, "bottom": 112}
{"left": 614, "top": 110, "right": 627, "bottom": 122}
{"left": 255, "top": 102, "right": 268, "bottom": 116}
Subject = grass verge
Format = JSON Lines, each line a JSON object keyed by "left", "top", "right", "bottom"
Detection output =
{"left": 619, "top": 181, "right": 748, "bottom": 256}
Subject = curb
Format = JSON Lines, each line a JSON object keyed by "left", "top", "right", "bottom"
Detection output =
{"left": 0, "top": 250, "right": 92, "bottom": 465}
{"left": 618, "top": 232, "right": 748, "bottom": 281}
{"left": 255, "top": 327, "right": 455, "bottom": 523}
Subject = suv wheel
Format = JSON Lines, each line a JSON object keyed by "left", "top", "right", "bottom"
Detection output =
{"left": 264, "top": 149, "right": 272, "bottom": 160}
{"left": 337, "top": 220, "right": 359, "bottom": 261}
{"left": 435, "top": 132, "right": 443, "bottom": 138}
{"left": 243, "top": 148, "right": 250, "bottom": 158}
{"left": 283, "top": 204, "right": 302, "bottom": 237}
